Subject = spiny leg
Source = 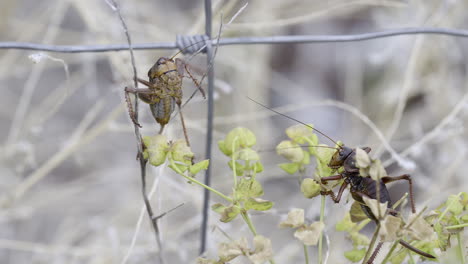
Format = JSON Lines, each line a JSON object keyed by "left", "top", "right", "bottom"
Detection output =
{"left": 177, "top": 104, "right": 191, "bottom": 147}
{"left": 381, "top": 174, "right": 415, "bottom": 213}
{"left": 367, "top": 241, "right": 383, "bottom": 264}
{"left": 320, "top": 177, "right": 348, "bottom": 203}
{"left": 184, "top": 63, "right": 206, "bottom": 99}
{"left": 124, "top": 87, "right": 142, "bottom": 128}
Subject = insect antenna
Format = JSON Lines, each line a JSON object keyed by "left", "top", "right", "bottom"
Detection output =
{"left": 259, "top": 145, "right": 339, "bottom": 153}
{"left": 247, "top": 97, "right": 342, "bottom": 148}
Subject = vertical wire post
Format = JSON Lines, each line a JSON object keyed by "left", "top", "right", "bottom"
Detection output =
{"left": 200, "top": 0, "right": 214, "bottom": 255}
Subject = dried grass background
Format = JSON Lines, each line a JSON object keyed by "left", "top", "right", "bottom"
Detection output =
{"left": 0, "top": 0, "right": 467, "bottom": 263}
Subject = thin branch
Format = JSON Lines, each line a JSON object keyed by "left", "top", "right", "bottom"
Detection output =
{"left": 105, "top": 0, "right": 163, "bottom": 263}
{"left": 2, "top": 28, "right": 468, "bottom": 53}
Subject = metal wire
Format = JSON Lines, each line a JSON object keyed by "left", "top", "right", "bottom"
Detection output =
{"left": 200, "top": 0, "right": 213, "bottom": 255}
{"left": 2, "top": 28, "right": 468, "bottom": 53}
{"left": 176, "top": 35, "right": 208, "bottom": 54}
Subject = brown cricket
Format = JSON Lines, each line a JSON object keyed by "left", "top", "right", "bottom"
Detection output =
{"left": 125, "top": 52, "right": 205, "bottom": 147}
{"left": 249, "top": 98, "right": 436, "bottom": 263}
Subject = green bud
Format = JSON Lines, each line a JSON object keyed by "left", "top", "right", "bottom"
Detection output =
{"left": 234, "top": 148, "right": 260, "bottom": 161}
{"left": 224, "top": 127, "right": 257, "bottom": 155}
{"left": 143, "top": 134, "right": 169, "bottom": 167}
{"left": 170, "top": 139, "right": 194, "bottom": 165}
{"left": 276, "top": 140, "right": 304, "bottom": 163}
{"left": 300, "top": 178, "right": 321, "bottom": 198}
{"left": 285, "top": 124, "right": 315, "bottom": 144}
{"left": 344, "top": 248, "right": 366, "bottom": 262}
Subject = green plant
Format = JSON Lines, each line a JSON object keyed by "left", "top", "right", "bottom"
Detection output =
{"left": 143, "top": 126, "right": 467, "bottom": 264}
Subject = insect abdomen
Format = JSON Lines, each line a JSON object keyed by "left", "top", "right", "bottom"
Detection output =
{"left": 150, "top": 97, "right": 175, "bottom": 125}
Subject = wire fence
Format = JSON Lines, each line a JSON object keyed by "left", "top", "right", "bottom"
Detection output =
{"left": 2, "top": 0, "right": 468, "bottom": 262}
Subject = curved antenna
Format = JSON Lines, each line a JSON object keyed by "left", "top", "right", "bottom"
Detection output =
{"left": 247, "top": 97, "right": 341, "bottom": 147}
{"left": 170, "top": 38, "right": 211, "bottom": 60}
{"left": 259, "top": 145, "right": 340, "bottom": 153}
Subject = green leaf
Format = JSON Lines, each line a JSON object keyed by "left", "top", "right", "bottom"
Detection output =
{"left": 235, "top": 178, "right": 264, "bottom": 200}
{"left": 228, "top": 160, "right": 245, "bottom": 176}
{"left": 189, "top": 159, "right": 210, "bottom": 175}
{"left": 244, "top": 198, "right": 273, "bottom": 211}
{"left": 363, "top": 196, "right": 387, "bottom": 220}
{"left": 253, "top": 162, "right": 264, "bottom": 173}
{"left": 294, "top": 221, "right": 324, "bottom": 246}
{"left": 218, "top": 237, "right": 249, "bottom": 262}
{"left": 355, "top": 148, "right": 371, "bottom": 168}
{"left": 389, "top": 250, "right": 407, "bottom": 264}
{"left": 368, "top": 159, "right": 386, "bottom": 181}
{"left": 279, "top": 208, "right": 304, "bottom": 228}
{"left": 211, "top": 203, "right": 227, "bottom": 214}
{"left": 218, "top": 140, "right": 230, "bottom": 156}
{"left": 220, "top": 205, "right": 241, "bottom": 223}
{"left": 336, "top": 213, "right": 356, "bottom": 232}
{"left": 235, "top": 148, "right": 260, "bottom": 161}
{"left": 446, "top": 194, "right": 463, "bottom": 215}
{"left": 461, "top": 214, "right": 468, "bottom": 223}
{"left": 276, "top": 140, "right": 304, "bottom": 163}
{"left": 350, "top": 202, "right": 368, "bottom": 223}
{"left": 248, "top": 236, "right": 273, "bottom": 264}
{"left": 344, "top": 248, "right": 366, "bottom": 262}
{"left": 300, "top": 178, "right": 321, "bottom": 199}
{"left": 278, "top": 163, "right": 299, "bottom": 175}
{"left": 433, "top": 222, "right": 449, "bottom": 251}
{"left": 406, "top": 214, "right": 435, "bottom": 241}
{"left": 349, "top": 232, "right": 370, "bottom": 246}
{"left": 379, "top": 215, "right": 402, "bottom": 242}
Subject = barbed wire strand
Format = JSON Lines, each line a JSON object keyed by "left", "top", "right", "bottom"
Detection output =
{"left": 2, "top": 28, "right": 468, "bottom": 53}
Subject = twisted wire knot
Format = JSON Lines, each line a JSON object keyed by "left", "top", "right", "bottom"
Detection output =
{"left": 176, "top": 34, "right": 209, "bottom": 54}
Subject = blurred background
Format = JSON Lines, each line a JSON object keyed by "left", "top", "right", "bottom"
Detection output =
{"left": 0, "top": 0, "right": 467, "bottom": 263}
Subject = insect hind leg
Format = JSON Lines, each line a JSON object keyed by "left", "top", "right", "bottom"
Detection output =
{"left": 184, "top": 63, "right": 206, "bottom": 99}
{"left": 381, "top": 174, "right": 415, "bottom": 213}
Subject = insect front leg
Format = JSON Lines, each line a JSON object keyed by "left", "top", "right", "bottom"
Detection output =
{"left": 381, "top": 174, "right": 415, "bottom": 213}
{"left": 124, "top": 87, "right": 142, "bottom": 128}
{"left": 320, "top": 175, "right": 348, "bottom": 203}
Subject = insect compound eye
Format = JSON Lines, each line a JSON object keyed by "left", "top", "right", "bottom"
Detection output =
{"left": 156, "top": 57, "right": 166, "bottom": 65}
